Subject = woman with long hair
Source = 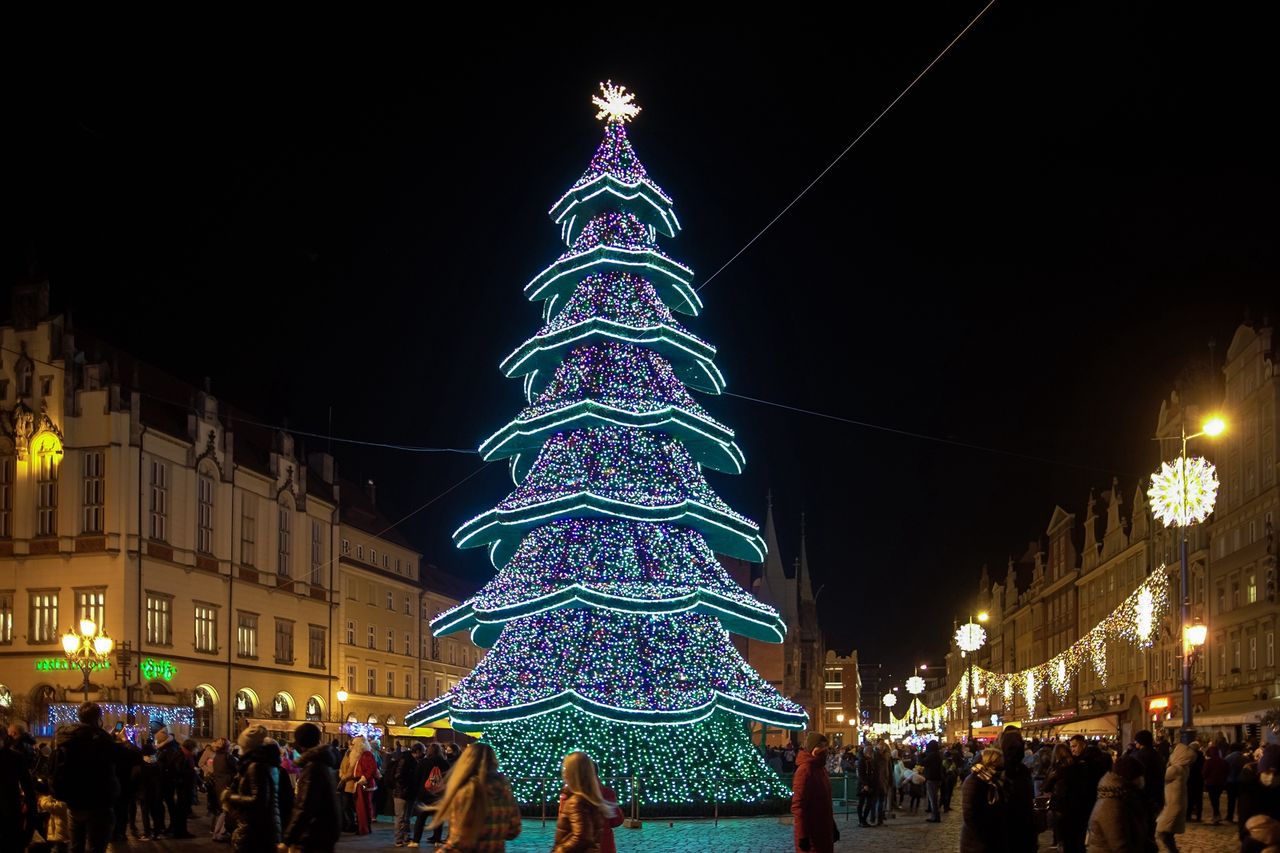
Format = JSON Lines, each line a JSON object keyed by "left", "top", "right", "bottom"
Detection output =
{"left": 960, "top": 747, "right": 1008, "bottom": 853}
{"left": 552, "top": 751, "right": 614, "bottom": 853}
{"left": 427, "top": 742, "right": 520, "bottom": 852}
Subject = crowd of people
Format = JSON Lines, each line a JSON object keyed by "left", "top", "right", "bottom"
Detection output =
{"left": 786, "top": 724, "right": 1280, "bottom": 853}
{"left": 0, "top": 702, "right": 628, "bottom": 853}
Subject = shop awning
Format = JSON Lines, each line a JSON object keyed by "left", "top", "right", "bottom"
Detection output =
{"left": 1195, "top": 699, "right": 1280, "bottom": 727}
{"left": 1053, "top": 714, "right": 1119, "bottom": 737}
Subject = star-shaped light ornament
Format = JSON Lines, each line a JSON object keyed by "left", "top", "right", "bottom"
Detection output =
{"left": 593, "top": 81, "right": 641, "bottom": 124}
{"left": 1148, "top": 456, "right": 1220, "bottom": 528}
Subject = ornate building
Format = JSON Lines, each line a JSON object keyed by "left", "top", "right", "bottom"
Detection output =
{"left": 0, "top": 279, "right": 474, "bottom": 742}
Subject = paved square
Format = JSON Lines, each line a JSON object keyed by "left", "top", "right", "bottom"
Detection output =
{"left": 112, "top": 800, "right": 1244, "bottom": 853}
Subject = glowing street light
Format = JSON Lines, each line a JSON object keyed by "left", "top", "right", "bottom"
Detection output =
{"left": 336, "top": 689, "right": 349, "bottom": 725}
{"left": 62, "top": 619, "right": 114, "bottom": 703}
{"left": 1150, "top": 414, "right": 1225, "bottom": 743}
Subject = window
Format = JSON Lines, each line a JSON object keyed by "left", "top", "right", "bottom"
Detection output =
{"left": 1269, "top": 632, "right": 1275, "bottom": 668}
{"left": 435, "top": 678, "right": 442, "bottom": 698}
{"left": 149, "top": 460, "right": 168, "bottom": 541}
{"left": 274, "top": 619, "right": 294, "bottom": 664}
{"left": 386, "top": 628, "right": 394, "bottom": 652}
{"left": 310, "top": 519, "right": 323, "bottom": 585}
{"left": 422, "top": 634, "right": 430, "bottom": 659}
{"left": 1252, "top": 520, "right": 1259, "bottom": 544}
{"left": 83, "top": 451, "right": 104, "bottom": 533}
{"left": 197, "top": 472, "right": 214, "bottom": 554}
{"left": 237, "top": 612, "right": 259, "bottom": 658}
{"left": 342, "top": 538, "right": 350, "bottom": 555}
{"left": 432, "top": 637, "right": 440, "bottom": 661}
{"left": 387, "top": 592, "right": 394, "bottom": 611}
{"left": 404, "top": 595, "right": 411, "bottom": 615}
{"left": 449, "top": 643, "right": 456, "bottom": 665}
{"left": 420, "top": 674, "right": 428, "bottom": 700}
{"left": 386, "top": 671, "right": 395, "bottom": 696}
{"left": 370, "top": 548, "right": 376, "bottom": 565}
{"left": 277, "top": 503, "right": 291, "bottom": 577}
{"left": 40, "top": 376, "right": 52, "bottom": 396}
{"left": 346, "top": 620, "right": 355, "bottom": 645}
{"left": 76, "top": 589, "right": 105, "bottom": 630}
{"left": 29, "top": 591, "right": 58, "bottom": 643}
{"left": 146, "top": 594, "right": 172, "bottom": 645}
{"left": 0, "top": 455, "right": 12, "bottom": 537}
{"left": 346, "top": 664, "right": 356, "bottom": 693}
{"left": 367, "top": 668, "right": 376, "bottom": 695}
{"left": 1250, "top": 636, "right": 1258, "bottom": 670}
{"left": 0, "top": 591, "right": 13, "bottom": 643}
{"left": 396, "top": 558, "right": 402, "bottom": 574}
{"left": 383, "top": 554, "right": 389, "bottom": 569}
{"left": 404, "top": 672, "right": 412, "bottom": 698}
{"left": 404, "top": 631, "right": 411, "bottom": 656}
{"left": 1234, "top": 639, "right": 1242, "bottom": 670}
{"left": 1249, "top": 574, "right": 1258, "bottom": 604}
{"left": 36, "top": 450, "right": 58, "bottom": 536}
{"left": 367, "top": 625, "right": 375, "bottom": 649}
{"left": 1233, "top": 582, "right": 1241, "bottom": 610}
{"left": 194, "top": 604, "right": 218, "bottom": 653}
{"left": 241, "top": 496, "right": 256, "bottom": 566}
{"left": 1218, "top": 586, "right": 1226, "bottom": 613}
{"left": 309, "top": 625, "right": 325, "bottom": 668}
{"left": 356, "top": 545, "right": 363, "bottom": 560}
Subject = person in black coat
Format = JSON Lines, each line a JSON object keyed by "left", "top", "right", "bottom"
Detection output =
{"left": 960, "top": 747, "right": 1007, "bottom": 853}
{"left": 999, "top": 727, "right": 1038, "bottom": 853}
{"left": 922, "top": 740, "right": 944, "bottom": 822}
{"left": 225, "top": 726, "right": 293, "bottom": 853}
{"left": 1133, "top": 729, "right": 1167, "bottom": 833}
{"left": 283, "top": 724, "right": 341, "bottom": 853}
{"left": 111, "top": 731, "right": 142, "bottom": 845}
{"left": 0, "top": 727, "right": 38, "bottom": 853}
{"left": 51, "top": 702, "right": 122, "bottom": 853}
{"left": 1185, "top": 741, "right": 1205, "bottom": 822}
{"left": 412, "top": 743, "right": 451, "bottom": 846}
{"left": 392, "top": 743, "right": 422, "bottom": 846}
{"left": 152, "top": 720, "right": 195, "bottom": 838}
{"left": 1237, "top": 745, "right": 1280, "bottom": 853}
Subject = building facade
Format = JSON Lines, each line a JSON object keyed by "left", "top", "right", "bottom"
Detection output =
{"left": 950, "top": 319, "right": 1278, "bottom": 745}
{"left": 820, "top": 650, "right": 861, "bottom": 746}
{"left": 0, "top": 281, "right": 475, "bottom": 743}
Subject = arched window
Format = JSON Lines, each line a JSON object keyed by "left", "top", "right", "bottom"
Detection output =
{"left": 271, "top": 692, "right": 293, "bottom": 720}
{"left": 193, "top": 687, "right": 215, "bottom": 739}
{"left": 277, "top": 497, "right": 292, "bottom": 578}
{"left": 234, "top": 689, "right": 256, "bottom": 732}
{"left": 305, "top": 696, "right": 324, "bottom": 722}
{"left": 366, "top": 713, "right": 378, "bottom": 725}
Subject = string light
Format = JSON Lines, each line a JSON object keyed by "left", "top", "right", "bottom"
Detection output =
{"left": 47, "top": 703, "right": 195, "bottom": 731}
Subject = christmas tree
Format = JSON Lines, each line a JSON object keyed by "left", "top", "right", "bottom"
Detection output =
{"left": 406, "top": 83, "right": 805, "bottom": 805}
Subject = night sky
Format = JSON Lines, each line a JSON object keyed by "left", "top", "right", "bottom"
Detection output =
{"left": 9, "top": 8, "right": 1277, "bottom": 691}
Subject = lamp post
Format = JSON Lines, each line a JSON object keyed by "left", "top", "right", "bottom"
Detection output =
{"left": 336, "top": 689, "right": 348, "bottom": 726}
{"left": 956, "top": 612, "right": 988, "bottom": 745}
{"left": 1149, "top": 415, "right": 1224, "bottom": 744}
{"left": 61, "top": 619, "right": 114, "bottom": 704}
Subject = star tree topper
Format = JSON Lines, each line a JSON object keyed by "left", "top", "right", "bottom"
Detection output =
{"left": 593, "top": 80, "right": 641, "bottom": 124}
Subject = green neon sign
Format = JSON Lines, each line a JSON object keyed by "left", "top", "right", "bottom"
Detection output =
{"left": 35, "top": 658, "right": 110, "bottom": 672}
{"left": 140, "top": 658, "right": 177, "bottom": 681}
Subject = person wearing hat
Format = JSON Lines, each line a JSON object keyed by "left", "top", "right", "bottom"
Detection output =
{"left": 1156, "top": 742, "right": 1195, "bottom": 852}
{"left": 1238, "top": 744, "right": 1280, "bottom": 853}
{"left": 1086, "top": 755, "right": 1151, "bottom": 853}
{"left": 791, "top": 732, "right": 837, "bottom": 853}
{"left": 224, "top": 725, "right": 294, "bottom": 853}
{"left": 151, "top": 718, "right": 195, "bottom": 838}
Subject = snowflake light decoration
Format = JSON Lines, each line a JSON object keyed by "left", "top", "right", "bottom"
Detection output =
{"left": 882, "top": 692, "right": 897, "bottom": 708}
{"left": 593, "top": 81, "right": 641, "bottom": 124}
{"left": 906, "top": 676, "right": 926, "bottom": 695}
{"left": 1148, "top": 456, "right": 1219, "bottom": 528}
{"left": 1024, "top": 671, "right": 1037, "bottom": 711}
{"left": 955, "top": 622, "right": 987, "bottom": 652}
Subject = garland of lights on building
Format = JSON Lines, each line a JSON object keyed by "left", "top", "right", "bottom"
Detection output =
{"left": 406, "top": 83, "right": 803, "bottom": 804}
{"left": 890, "top": 567, "right": 1171, "bottom": 731}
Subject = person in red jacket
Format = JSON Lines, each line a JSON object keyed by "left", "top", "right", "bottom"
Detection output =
{"left": 791, "top": 732, "right": 838, "bottom": 853}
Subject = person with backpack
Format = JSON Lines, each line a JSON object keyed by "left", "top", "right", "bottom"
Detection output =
{"left": 50, "top": 702, "right": 120, "bottom": 853}
{"left": 392, "top": 743, "right": 422, "bottom": 847}
{"left": 411, "top": 743, "right": 450, "bottom": 847}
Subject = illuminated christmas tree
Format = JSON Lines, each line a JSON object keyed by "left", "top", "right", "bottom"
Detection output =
{"left": 406, "top": 83, "right": 805, "bottom": 805}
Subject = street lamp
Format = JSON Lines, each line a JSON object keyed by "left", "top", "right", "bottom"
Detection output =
{"left": 336, "top": 689, "right": 348, "bottom": 725}
{"left": 956, "top": 618, "right": 988, "bottom": 745}
{"left": 1149, "top": 414, "right": 1224, "bottom": 744}
{"left": 61, "top": 619, "right": 114, "bottom": 703}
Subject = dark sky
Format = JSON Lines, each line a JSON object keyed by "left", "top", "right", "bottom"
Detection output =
{"left": 8, "top": 8, "right": 1277, "bottom": 691}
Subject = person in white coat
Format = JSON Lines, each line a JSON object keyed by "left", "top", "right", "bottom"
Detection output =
{"left": 1156, "top": 743, "right": 1195, "bottom": 852}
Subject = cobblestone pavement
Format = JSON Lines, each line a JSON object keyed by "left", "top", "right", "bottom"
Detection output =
{"left": 112, "top": 803, "right": 1244, "bottom": 853}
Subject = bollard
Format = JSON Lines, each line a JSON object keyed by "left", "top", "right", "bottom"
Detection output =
{"left": 540, "top": 778, "right": 547, "bottom": 829}
{"left": 623, "top": 775, "right": 643, "bottom": 828}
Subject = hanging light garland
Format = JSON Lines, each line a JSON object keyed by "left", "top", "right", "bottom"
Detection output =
{"left": 905, "top": 568, "right": 1172, "bottom": 722}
